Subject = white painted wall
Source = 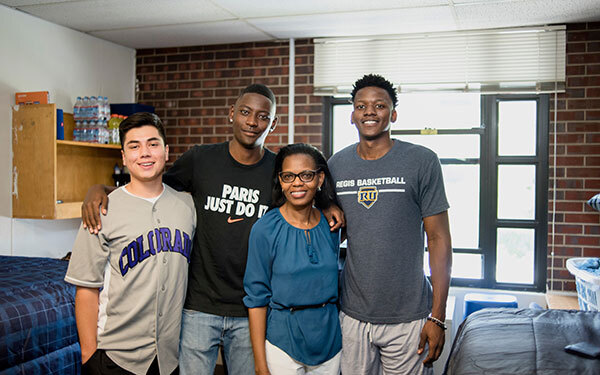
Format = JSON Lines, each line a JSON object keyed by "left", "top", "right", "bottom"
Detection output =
{"left": 0, "top": 5, "right": 135, "bottom": 257}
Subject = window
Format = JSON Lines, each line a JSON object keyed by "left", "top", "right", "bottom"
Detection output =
{"left": 324, "top": 94, "right": 548, "bottom": 292}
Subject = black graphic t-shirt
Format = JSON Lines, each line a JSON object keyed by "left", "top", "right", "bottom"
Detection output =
{"left": 164, "top": 142, "right": 275, "bottom": 316}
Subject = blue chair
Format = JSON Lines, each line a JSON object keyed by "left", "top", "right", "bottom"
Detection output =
{"left": 463, "top": 293, "right": 518, "bottom": 320}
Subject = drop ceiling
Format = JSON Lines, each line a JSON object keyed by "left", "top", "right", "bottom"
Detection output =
{"left": 2, "top": 0, "right": 600, "bottom": 49}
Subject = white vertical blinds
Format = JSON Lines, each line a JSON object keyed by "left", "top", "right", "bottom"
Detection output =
{"left": 314, "top": 26, "right": 565, "bottom": 94}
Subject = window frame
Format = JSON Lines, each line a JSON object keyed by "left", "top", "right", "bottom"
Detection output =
{"left": 324, "top": 94, "right": 549, "bottom": 292}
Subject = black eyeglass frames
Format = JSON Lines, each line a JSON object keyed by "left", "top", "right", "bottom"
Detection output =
{"left": 278, "top": 169, "right": 320, "bottom": 183}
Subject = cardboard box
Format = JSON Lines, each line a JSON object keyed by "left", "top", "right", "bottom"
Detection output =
{"left": 15, "top": 91, "right": 49, "bottom": 105}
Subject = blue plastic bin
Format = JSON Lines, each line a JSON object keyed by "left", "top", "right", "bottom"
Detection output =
{"left": 463, "top": 293, "right": 518, "bottom": 320}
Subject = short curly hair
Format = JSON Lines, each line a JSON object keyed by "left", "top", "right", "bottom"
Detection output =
{"left": 240, "top": 83, "right": 276, "bottom": 109}
{"left": 351, "top": 74, "right": 398, "bottom": 108}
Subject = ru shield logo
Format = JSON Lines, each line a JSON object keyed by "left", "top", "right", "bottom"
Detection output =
{"left": 358, "top": 186, "right": 378, "bottom": 209}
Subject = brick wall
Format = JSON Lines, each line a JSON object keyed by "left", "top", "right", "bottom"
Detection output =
{"left": 135, "top": 23, "right": 600, "bottom": 293}
{"left": 549, "top": 22, "right": 600, "bottom": 291}
{"left": 135, "top": 39, "right": 323, "bottom": 164}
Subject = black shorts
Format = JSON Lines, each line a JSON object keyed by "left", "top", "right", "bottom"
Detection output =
{"left": 82, "top": 349, "right": 178, "bottom": 375}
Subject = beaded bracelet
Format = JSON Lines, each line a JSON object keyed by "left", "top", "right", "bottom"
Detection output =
{"left": 427, "top": 315, "right": 447, "bottom": 330}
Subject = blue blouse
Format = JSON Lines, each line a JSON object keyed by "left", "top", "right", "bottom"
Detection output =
{"left": 243, "top": 208, "right": 342, "bottom": 366}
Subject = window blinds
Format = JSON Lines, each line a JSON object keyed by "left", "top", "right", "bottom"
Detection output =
{"left": 314, "top": 26, "right": 565, "bottom": 95}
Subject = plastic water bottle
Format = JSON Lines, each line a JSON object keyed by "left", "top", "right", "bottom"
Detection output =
{"left": 90, "top": 96, "right": 98, "bottom": 122}
{"left": 100, "top": 120, "right": 109, "bottom": 144}
{"left": 81, "top": 120, "right": 89, "bottom": 142}
{"left": 108, "top": 114, "right": 120, "bottom": 144}
{"left": 98, "top": 97, "right": 104, "bottom": 121}
{"left": 92, "top": 120, "right": 100, "bottom": 143}
{"left": 73, "top": 97, "right": 83, "bottom": 121}
{"left": 82, "top": 97, "right": 90, "bottom": 121}
{"left": 98, "top": 96, "right": 106, "bottom": 121}
{"left": 73, "top": 120, "right": 81, "bottom": 142}
{"left": 103, "top": 97, "right": 110, "bottom": 121}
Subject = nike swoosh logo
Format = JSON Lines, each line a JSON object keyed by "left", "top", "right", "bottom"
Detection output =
{"left": 227, "top": 217, "right": 244, "bottom": 224}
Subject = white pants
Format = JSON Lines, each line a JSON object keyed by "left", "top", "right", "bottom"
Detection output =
{"left": 265, "top": 340, "right": 341, "bottom": 375}
{"left": 340, "top": 311, "right": 434, "bottom": 375}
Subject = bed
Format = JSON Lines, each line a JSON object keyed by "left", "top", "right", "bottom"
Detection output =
{"left": 0, "top": 256, "right": 79, "bottom": 374}
{"left": 444, "top": 308, "right": 600, "bottom": 374}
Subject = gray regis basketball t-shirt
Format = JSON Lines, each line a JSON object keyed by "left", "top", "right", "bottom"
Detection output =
{"left": 328, "top": 139, "right": 449, "bottom": 324}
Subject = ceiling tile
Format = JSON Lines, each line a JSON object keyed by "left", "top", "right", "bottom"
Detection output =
{"left": 0, "top": 0, "right": 64, "bottom": 5}
{"left": 249, "top": 6, "right": 457, "bottom": 39}
{"left": 455, "top": 0, "right": 600, "bottom": 30}
{"left": 14, "top": 0, "right": 235, "bottom": 31}
{"left": 2, "top": 0, "right": 599, "bottom": 49}
{"left": 90, "top": 20, "right": 273, "bottom": 49}
{"left": 217, "top": 0, "right": 449, "bottom": 18}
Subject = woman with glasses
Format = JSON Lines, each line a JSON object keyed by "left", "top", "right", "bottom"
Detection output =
{"left": 243, "top": 143, "right": 342, "bottom": 375}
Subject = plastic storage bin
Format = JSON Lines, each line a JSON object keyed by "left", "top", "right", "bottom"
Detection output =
{"left": 566, "top": 257, "right": 600, "bottom": 311}
{"left": 463, "top": 293, "right": 518, "bottom": 320}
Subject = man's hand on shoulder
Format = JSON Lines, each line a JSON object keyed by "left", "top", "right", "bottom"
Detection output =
{"left": 323, "top": 204, "right": 345, "bottom": 231}
{"left": 81, "top": 184, "right": 114, "bottom": 234}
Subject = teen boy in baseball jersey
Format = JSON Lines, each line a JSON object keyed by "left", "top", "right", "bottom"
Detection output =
{"left": 65, "top": 113, "right": 196, "bottom": 375}
{"left": 80, "top": 84, "right": 345, "bottom": 375}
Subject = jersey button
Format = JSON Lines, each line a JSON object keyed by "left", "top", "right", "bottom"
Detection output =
{"left": 163, "top": 258, "right": 167, "bottom": 264}
{"left": 162, "top": 285, "right": 166, "bottom": 292}
{"left": 157, "top": 219, "right": 161, "bottom": 224}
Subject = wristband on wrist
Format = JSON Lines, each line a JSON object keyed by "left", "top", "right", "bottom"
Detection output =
{"left": 427, "top": 315, "right": 447, "bottom": 330}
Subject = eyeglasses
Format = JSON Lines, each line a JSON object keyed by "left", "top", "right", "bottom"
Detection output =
{"left": 278, "top": 169, "right": 320, "bottom": 183}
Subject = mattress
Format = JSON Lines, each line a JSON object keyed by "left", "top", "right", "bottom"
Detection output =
{"left": 0, "top": 256, "right": 79, "bottom": 374}
{"left": 444, "top": 308, "right": 600, "bottom": 375}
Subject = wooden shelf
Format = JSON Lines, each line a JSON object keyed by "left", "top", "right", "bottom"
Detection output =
{"left": 12, "top": 104, "right": 121, "bottom": 219}
{"left": 57, "top": 140, "right": 121, "bottom": 150}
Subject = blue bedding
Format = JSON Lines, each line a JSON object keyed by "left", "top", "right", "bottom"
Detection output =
{"left": 0, "top": 256, "right": 79, "bottom": 374}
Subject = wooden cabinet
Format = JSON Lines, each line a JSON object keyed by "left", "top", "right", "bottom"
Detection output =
{"left": 12, "top": 103, "right": 121, "bottom": 219}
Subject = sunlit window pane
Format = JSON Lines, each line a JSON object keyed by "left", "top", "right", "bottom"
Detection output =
{"left": 424, "top": 252, "right": 482, "bottom": 279}
{"left": 498, "top": 101, "right": 537, "bottom": 156}
{"left": 442, "top": 165, "right": 479, "bottom": 249}
{"left": 496, "top": 228, "right": 535, "bottom": 284}
{"left": 397, "top": 134, "right": 479, "bottom": 159}
{"left": 498, "top": 165, "right": 535, "bottom": 220}
{"left": 332, "top": 104, "right": 356, "bottom": 153}
{"left": 395, "top": 93, "right": 480, "bottom": 130}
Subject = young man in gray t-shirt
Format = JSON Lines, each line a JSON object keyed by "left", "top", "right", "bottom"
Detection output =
{"left": 328, "top": 74, "right": 452, "bottom": 375}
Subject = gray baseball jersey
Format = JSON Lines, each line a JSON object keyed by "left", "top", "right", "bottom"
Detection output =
{"left": 65, "top": 185, "right": 196, "bottom": 375}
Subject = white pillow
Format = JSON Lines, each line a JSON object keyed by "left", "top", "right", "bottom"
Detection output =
{"left": 588, "top": 193, "right": 600, "bottom": 211}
